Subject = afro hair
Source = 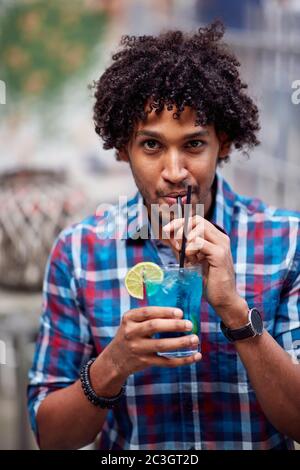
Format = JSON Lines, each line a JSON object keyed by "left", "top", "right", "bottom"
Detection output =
{"left": 92, "top": 21, "right": 260, "bottom": 161}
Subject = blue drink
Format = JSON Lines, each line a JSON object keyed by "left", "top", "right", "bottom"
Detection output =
{"left": 144, "top": 264, "right": 202, "bottom": 358}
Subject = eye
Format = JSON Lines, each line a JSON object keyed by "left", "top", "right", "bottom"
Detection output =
{"left": 185, "top": 140, "right": 205, "bottom": 149}
{"left": 141, "top": 139, "right": 161, "bottom": 151}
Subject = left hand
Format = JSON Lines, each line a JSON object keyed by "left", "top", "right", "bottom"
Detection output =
{"left": 163, "top": 215, "right": 248, "bottom": 325}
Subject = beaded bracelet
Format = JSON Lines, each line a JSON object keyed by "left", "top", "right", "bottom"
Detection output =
{"left": 80, "top": 358, "right": 125, "bottom": 409}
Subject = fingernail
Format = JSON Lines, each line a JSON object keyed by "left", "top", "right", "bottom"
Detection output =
{"left": 194, "top": 352, "right": 202, "bottom": 361}
{"left": 173, "top": 309, "right": 183, "bottom": 317}
{"left": 185, "top": 320, "right": 193, "bottom": 330}
{"left": 190, "top": 335, "right": 199, "bottom": 345}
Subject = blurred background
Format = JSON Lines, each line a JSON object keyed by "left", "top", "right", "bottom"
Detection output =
{"left": 0, "top": 0, "right": 299, "bottom": 450}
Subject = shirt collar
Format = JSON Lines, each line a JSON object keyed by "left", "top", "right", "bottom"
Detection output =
{"left": 122, "top": 171, "right": 236, "bottom": 241}
{"left": 210, "top": 171, "right": 236, "bottom": 236}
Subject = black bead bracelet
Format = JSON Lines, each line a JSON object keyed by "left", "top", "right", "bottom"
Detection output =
{"left": 80, "top": 358, "right": 125, "bottom": 409}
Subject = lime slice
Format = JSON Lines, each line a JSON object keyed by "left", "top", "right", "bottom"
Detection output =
{"left": 125, "top": 262, "right": 164, "bottom": 299}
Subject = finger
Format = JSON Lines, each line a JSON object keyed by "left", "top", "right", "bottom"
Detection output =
{"left": 164, "top": 217, "right": 204, "bottom": 247}
{"left": 185, "top": 252, "right": 206, "bottom": 264}
{"left": 164, "top": 217, "right": 197, "bottom": 238}
{"left": 126, "top": 306, "right": 183, "bottom": 323}
{"left": 167, "top": 215, "right": 226, "bottom": 245}
{"left": 167, "top": 221, "right": 193, "bottom": 249}
{"left": 186, "top": 223, "right": 206, "bottom": 245}
{"left": 164, "top": 225, "right": 185, "bottom": 245}
{"left": 133, "top": 318, "right": 194, "bottom": 338}
{"left": 188, "top": 216, "right": 228, "bottom": 244}
{"left": 144, "top": 333, "right": 200, "bottom": 354}
{"left": 164, "top": 215, "right": 228, "bottom": 244}
{"left": 168, "top": 234, "right": 207, "bottom": 262}
{"left": 184, "top": 255, "right": 201, "bottom": 265}
{"left": 174, "top": 225, "right": 184, "bottom": 241}
{"left": 162, "top": 218, "right": 184, "bottom": 235}
{"left": 144, "top": 351, "right": 202, "bottom": 368}
{"left": 185, "top": 238, "right": 206, "bottom": 254}
{"left": 184, "top": 236, "right": 215, "bottom": 257}
{"left": 167, "top": 231, "right": 183, "bottom": 251}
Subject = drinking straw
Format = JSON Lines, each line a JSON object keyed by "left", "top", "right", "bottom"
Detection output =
{"left": 175, "top": 185, "right": 192, "bottom": 311}
{"left": 178, "top": 184, "right": 192, "bottom": 269}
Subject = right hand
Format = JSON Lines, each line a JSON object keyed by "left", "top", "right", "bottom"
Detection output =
{"left": 103, "top": 306, "right": 201, "bottom": 380}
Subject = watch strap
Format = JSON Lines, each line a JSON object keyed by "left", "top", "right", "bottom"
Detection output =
{"left": 220, "top": 320, "right": 254, "bottom": 342}
{"left": 220, "top": 308, "right": 263, "bottom": 342}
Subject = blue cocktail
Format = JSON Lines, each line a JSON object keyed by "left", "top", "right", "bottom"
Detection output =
{"left": 144, "top": 264, "right": 202, "bottom": 358}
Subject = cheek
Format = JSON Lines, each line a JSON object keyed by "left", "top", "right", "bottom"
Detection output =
{"left": 190, "top": 158, "right": 216, "bottom": 181}
{"left": 189, "top": 160, "right": 217, "bottom": 197}
{"left": 135, "top": 169, "right": 153, "bottom": 186}
{"left": 134, "top": 158, "right": 160, "bottom": 181}
{"left": 130, "top": 158, "right": 160, "bottom": 197}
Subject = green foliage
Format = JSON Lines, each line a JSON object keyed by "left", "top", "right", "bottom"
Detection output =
{"left": 0, "top": 0, "right": 107, "bottom": 103}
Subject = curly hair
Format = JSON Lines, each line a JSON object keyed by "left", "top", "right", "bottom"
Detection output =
{"left": 92, "top": 21, "right": 260, "bottom": 162}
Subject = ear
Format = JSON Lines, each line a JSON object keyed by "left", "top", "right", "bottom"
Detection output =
{"left": 217, "top": 132, "right": 232, "bottom": 160}
{"left": 117, "top": 146, "right": 130, "bottom": 163}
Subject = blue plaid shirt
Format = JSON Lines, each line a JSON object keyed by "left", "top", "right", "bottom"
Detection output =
{"left": 28, "top": 172, "right": 300, "bottom": 450}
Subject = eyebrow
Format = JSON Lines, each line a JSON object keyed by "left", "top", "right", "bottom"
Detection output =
{"left": 135, "top": 130, "right": 210, "bottom": 140}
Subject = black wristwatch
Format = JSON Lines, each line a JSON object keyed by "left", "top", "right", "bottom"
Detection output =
{"left": 220, "top": 308, "right": 264, "bottom": 342}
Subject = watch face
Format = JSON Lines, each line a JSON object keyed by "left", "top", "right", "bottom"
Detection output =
{"left": 251, "top": 308, "right": 263, "bottom": 334}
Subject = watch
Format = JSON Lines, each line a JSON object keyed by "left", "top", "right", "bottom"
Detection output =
{"left": 220, "top": 307, "right": 264, "bottom": 342}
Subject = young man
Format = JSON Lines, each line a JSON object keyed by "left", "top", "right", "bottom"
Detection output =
{"left": 28, "top": 22, "right": 300, "bottom": 450}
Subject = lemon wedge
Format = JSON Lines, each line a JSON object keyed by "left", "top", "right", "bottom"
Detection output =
{"left": 125, "top": 262, "right": 163, "bottom": 299}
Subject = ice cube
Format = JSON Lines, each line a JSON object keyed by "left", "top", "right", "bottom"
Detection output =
{"left": 161, "top": 272, "right": 179, "bottom": 294}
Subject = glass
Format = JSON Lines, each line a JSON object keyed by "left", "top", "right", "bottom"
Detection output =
{"left": 144, "top": 264, "right": 202, "bottom": 358}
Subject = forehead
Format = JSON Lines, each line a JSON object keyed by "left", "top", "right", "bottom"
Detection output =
{"left": 135, "top": 104, "right": 201, "bottom": 134}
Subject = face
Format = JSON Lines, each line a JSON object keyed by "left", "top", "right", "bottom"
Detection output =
{"left": 119, "top": 105, "right": 230, "bottom": 228}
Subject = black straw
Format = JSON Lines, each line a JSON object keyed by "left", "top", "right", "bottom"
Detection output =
{"left": 175, "top": 185, "right": 192, "bottom": 312}
{"left": 178, "top": 185, "right": 192, "bottom": 269}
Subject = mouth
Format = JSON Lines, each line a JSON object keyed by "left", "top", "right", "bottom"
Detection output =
{"left": 161, "top": 193, "right": 189, "bottom": 205}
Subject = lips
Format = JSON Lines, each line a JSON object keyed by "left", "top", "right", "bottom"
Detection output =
{"left": 162, "top": 194, "right": 188, "bottom": 205}
{"left": 159, "top": 188, "right": 194, "bottom": 206}
{"left": 164, "top": 192, "right": 187, "bottom": 198}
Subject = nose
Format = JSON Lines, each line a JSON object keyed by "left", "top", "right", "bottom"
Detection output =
{"left": 160, "top": 151, "right": 189, "bottom": 186}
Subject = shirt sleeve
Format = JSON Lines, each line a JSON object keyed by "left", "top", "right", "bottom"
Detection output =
{"left": 27, "top": 228, "right": 95, "bottom": 440}
{"left": 273, "top": 224, "right": 300, "bottom": 363}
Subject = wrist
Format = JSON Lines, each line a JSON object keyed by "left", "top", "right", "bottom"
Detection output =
{"left": 90, "top": 350, "right": 127, "bottom": 397}
{"left": 217, "top": 297, "right": 249, "bottom": 329}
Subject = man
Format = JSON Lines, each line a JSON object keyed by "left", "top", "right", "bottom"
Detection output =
{"left": 28, "top": 22, "right": 300, "bottom": 450}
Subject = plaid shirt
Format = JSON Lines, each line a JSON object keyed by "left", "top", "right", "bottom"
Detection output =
{"left": 28, "top": 172, "right": 300, "bottom": 450}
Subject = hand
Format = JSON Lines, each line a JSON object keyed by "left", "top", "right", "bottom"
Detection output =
{"left": 105, "top": 306, "right": 202, "bottom": 379}
{"left": 163, "top": 215, "right": 248, "bottom": 326}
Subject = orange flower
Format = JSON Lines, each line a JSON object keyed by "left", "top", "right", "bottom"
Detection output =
{"left": 5, "top": 46, "right": 30, "bottom": 69}
{"left": 20, "top": 11, "right": 42, "bottom": 36}
{"left": 24, "top": 70, "right": 49, "bottom": 94}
